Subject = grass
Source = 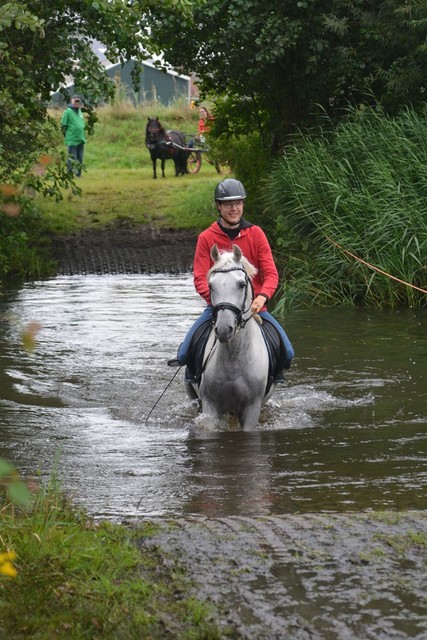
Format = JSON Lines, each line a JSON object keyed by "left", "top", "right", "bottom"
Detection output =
{"left": 35, "top": 99, "right": 224, "bottom": 235}
{"left": 0, "top": 475, "right": 227, "bottom": 639}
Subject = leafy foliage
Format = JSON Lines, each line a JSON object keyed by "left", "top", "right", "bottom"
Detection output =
{"left": 0, "top": 0, "right": 192, "bottom": 188}
{"left": 0, "top": 0, "right": 195, "bottom": 284}
{"left": 148, "top": 0, "right": 427, "bottom": 151}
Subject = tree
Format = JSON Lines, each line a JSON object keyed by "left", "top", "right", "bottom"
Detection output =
{"left": 147, "top": 0, "right": 427, "bottom": 152}
{"left": 0, "top": 0, "right": 192, "bottom": 193}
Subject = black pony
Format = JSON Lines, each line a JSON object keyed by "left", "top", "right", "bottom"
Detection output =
{"left": 145, "top": 117, "right": 188, "bottom": 178}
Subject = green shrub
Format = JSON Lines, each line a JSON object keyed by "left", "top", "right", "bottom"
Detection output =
{"left": 208, "top": 132, "right": 270, "bottom": 222}
{"left": 0, "top": 203, "right": 55, "bottom": 285}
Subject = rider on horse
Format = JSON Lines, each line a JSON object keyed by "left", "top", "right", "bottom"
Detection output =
{"left": 168, "top": 178, "right": 294, "bottom": 380}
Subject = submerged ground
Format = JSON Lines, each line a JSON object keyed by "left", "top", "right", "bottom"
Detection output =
{"left": 50, "top": 221, "right": 197, "bottom": 276}
{"left": 142, "top": 512, "right": 427, "bottom": 640}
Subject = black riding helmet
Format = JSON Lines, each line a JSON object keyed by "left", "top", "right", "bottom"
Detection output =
{"left": 214, "top": 179, "right": 247, "bottom": 202}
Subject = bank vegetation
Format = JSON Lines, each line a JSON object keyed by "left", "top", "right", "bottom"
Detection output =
{"left": 0, "top": 468, "right": 227, "bottom": 639}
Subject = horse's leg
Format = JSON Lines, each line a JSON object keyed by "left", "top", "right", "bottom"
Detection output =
{"left": 200, "top": 398, "right": 221, "bottom": 428}
{"left": 161, "top": 158, "right": 166, "bottom": 178}
{"left": 173, "top": 156, "right": 180, "bottom": 177}
{"left": 152, "top": 158, "right": 157, "bottom": 179}
{"left": 239, "top": 399, "right": 263, "bottom": 431}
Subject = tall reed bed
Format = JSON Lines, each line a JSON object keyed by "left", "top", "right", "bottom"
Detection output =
{"left": 266, "top": 107, "right": 427, "bottom": 309}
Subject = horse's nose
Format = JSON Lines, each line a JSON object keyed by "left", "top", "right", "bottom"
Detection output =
{"left": 215, "top": 323, "right": 235, "bottom": 343}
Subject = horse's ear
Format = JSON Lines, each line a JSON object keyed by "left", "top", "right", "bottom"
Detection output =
{"left": 211, "top": 244, "right": 220, "bottom": 262}
{"left": 232, "top": 245, "right": 242, "bottom": 262}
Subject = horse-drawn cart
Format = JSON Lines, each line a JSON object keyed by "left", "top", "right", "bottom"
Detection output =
{"left": 179, "top": 134, "right": 223, "bottom": 174}
{"left": 146, "top": 118, "right": 227, "bottom": 178}
{"left": 186, "top": 145, "right": 208, "bottom": 174}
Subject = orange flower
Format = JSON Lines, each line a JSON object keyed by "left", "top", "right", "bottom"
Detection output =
{"left": 38, "top": 154, "right": 53, "bottom": 166}
{"left": 0, "top": 184, "right": 19, "bottom": 197}
{"left": 0, "top": 202, "right": 22, "bottom": 217}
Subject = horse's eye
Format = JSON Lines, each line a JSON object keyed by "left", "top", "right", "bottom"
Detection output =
{"left": 239, "top": 281, "right": 245, "bottom": 289}
{"left": 208, "top": 283, "right": 212, "bottom": 290}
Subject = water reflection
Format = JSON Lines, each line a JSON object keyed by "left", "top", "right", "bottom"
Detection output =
{"left": 0, "top": 274, "right": 426, "bottom": 518}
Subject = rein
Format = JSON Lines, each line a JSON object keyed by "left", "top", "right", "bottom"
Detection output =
{"left": 146, "top": 127, "right": 186, "bottom": 152}
{"left": 210, "top": 266, "right": 254, "bottom": 329}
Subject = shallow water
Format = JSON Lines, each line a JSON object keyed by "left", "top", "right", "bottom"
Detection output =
{"left": 0, "top": 274, "right": 426, "bottom": 519}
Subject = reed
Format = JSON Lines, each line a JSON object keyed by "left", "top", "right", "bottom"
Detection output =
{"left": 267, "top": 106, "right": 427, "bottom": 309}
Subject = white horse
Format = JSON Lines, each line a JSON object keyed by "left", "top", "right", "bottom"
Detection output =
{"left": 186, "top": 244, "right": 274, "bottom": 430}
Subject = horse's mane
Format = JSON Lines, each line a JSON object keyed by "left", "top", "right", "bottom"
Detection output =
{"left": 208, "top": 249, "right": 257, "bottom": 280}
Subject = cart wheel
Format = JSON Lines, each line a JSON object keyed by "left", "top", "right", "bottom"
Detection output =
{"left": 215, "top": 161, "right": 231, "bottom": 175}
{"left": 187, "top": 151, "right": 202, "bottom": 174}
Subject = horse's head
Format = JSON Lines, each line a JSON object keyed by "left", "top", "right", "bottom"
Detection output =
{"left": 208, "top": 245, "right": 256, "bottom": 343}
{"left": 146, "top": 117, "right": 164, "bottom": 148}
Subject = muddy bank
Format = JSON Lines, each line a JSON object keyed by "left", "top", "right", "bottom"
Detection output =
{"left": 141, "top": 512, "right": 427, "bottom": 640}
{"left": 50, "top": 221, "right": 197, "bottom": 275}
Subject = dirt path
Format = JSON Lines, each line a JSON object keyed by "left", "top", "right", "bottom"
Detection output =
{"left": 50, "top": 222, "right": 197, "bottom": 275}
{"left": 143, "top": 512, "right": 427, "bottom": 640}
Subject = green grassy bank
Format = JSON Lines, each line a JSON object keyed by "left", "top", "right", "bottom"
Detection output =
{"left": 0, "top": 475, "right": 227, "bottom": 639}
{"left": 0, "top": 99, "right": 224, "bottom": 285}
{"left": 36, "top": 101, "right": 221, "bottom": 235}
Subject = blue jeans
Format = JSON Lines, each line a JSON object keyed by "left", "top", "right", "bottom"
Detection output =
{"left": 67, "top": 143, "right": 85, "bottom": 176}
{"left": 177, "top": 306, "right": 294, "bottom": 367}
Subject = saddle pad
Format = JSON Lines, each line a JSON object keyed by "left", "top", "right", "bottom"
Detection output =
{"left": 186, "top": 320, "right": 213, "bottom": 382}
{"left": 259, "top": 319, "right": 288, "bottom": 378}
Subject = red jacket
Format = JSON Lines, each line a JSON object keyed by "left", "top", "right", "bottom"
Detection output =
{"left": 193, "top": 221, "right": 279, "bottom": 307}
{"left": 198, "top": 115, "right": 214, "bottom": 134}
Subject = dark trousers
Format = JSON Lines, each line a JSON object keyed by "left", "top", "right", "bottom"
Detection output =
{"left": 67, "top": 143, "right": 85, "bottom": 176}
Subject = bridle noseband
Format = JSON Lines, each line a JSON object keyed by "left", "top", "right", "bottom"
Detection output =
{"left": 146, "top": 124, "right": 162, "bottom": 149}
{"left": 210, "top": 266, "right": 254, "bottom": 330}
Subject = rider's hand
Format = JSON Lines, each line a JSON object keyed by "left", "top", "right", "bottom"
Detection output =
{"left": 251, "top": 295, "right": 267, "bottom": 314}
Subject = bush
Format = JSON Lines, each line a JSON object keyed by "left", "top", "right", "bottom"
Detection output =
{"left": 208, "top": 132, "right": 270, "bottom": 222}
{"left": 0, "top": 202, "right": 55, "bottom": 285}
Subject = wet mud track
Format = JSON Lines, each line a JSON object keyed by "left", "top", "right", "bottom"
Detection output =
{"left": 144, "top": 512, "right": 427, "bottom": 640}
{"left": 50, "top": 222, "right": 197, "bottom": 275}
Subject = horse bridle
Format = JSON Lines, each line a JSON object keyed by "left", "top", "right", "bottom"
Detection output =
{"left": 146, "top": 125, "right": 159, "bottom": 149}
{"left": 210, "top": 266, "right": 254, "bottom": 329}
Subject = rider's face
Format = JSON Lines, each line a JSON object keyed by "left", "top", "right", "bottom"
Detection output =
{"left": 217, "top": 200, "right": 244, "bottom": 227}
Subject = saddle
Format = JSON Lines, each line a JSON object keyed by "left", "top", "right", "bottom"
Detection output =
{"left": 185, "top": 317, "right": 288, "bottom": 394}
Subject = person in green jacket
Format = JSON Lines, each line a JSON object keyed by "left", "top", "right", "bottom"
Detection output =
{"left": 60, "top": 95, "right": 86, "bottom": 177}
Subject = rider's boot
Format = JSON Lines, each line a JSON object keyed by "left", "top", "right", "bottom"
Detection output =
{"left": 167, "top": 358, "right": 182, "bottom": 367}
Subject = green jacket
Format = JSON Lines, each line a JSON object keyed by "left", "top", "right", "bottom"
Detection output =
{"left": 60, "top": 106, "right": 86, "bottom": 146}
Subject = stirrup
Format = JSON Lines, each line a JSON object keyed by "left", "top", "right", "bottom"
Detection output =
{"left": 274, "top": 371, "right": 285, "bottom": 383}
{"left": 167, "top": 358, "right": 182, "bottom": 367}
